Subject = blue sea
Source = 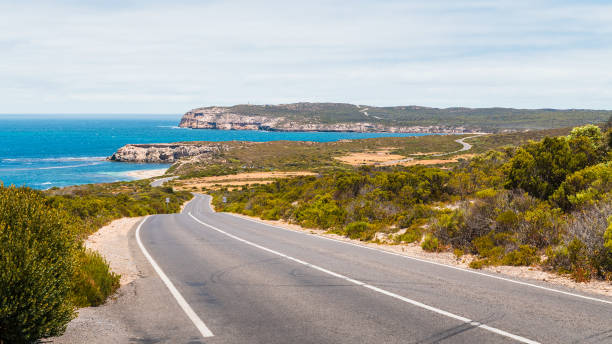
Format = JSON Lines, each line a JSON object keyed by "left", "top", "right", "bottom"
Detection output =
{"left": 0, "top": 114, "right": 431, "bottom": 189}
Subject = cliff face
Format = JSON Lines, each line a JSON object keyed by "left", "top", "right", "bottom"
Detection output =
{"left": 179, "top": 107, "right": 284, "bottom": 130}
{"left": 108, "top": 143, "right": 226, "bottom": 163}
{"left": 178, "top": 106, "right": 469, "bottom": 133}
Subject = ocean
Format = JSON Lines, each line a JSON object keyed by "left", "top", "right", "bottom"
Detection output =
{"left": 0, "top": 114, "right": 431, "bottom": 189}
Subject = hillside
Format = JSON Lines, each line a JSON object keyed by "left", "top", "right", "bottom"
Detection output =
{"left": 178, "top": 102, "right": 611, "bottom": 133}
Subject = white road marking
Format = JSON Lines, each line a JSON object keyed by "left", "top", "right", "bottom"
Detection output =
{"left": 188, "top": 212, "right": 540, "bottom": 344}
{"left": 135, "top": 216, "right": 214, "bottom": 338}
{"left": 226, "top": 206, "right": 612, "bottom": 306}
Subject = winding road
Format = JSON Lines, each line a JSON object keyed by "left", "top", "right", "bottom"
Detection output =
{"left": 114, "top": 194, "right": 612, "bottom": 343}
{"left": 431, "top": 135, "right": 482, "bottom": 157}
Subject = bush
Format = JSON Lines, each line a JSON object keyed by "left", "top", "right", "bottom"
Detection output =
{"left": 344, "top": 221, "right": 374, "bottom": 241}
{"left": 605, "top": 216, "right": 612, "bottom": 253}
{"left": 453, "top": 248, "right": 464, "bottom": 259}
{"left": 546, "top": 239, "right": 593, "bottom": 282}
{"left": 502, "top": 245, "right": 540, "bottom": 266}
{"left": 71, "top": 250, "right": 120, "bottom": 307}
{"left": 432, "top": 210, "right": 464, "bottom": 246}
{"left": 469, "top": 259, "right": 486, "bottom": 269}
{"left": 421, "top": 234, "right": 439, "bottom": 252}
{"left": 0, "top": 186, "right": 76, "bottom": 343}
{"left": 397, "top": 225, "right": 423, "bottom": 243}
{"left": 294, "top": 193, "right": 346, "bottom": 229}
{"left": 551, "top": 162, "right": 612, "bottom": 210}
{"left": 505, "top": 129, "right": 605, "bottom": 200}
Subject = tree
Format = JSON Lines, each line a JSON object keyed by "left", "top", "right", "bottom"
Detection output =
{"left": 0, "top": 186, "right": 76, "bottom": 343}
{"left": 505, "top": 129, "right": 606, "bottom": 200}
{"left": 505, "top": 137, "right": 572, "bottom": 199}
{"left": 568, "top": 124, "right": 604, "bottom": 148}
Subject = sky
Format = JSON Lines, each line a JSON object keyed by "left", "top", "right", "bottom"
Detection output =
{"left": 1, "top": 0, "right": 611, "bottom": 113}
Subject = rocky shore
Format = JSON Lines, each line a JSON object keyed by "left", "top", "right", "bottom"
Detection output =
{"left": 108, "top": 143, "right": 228, "bottom": 163}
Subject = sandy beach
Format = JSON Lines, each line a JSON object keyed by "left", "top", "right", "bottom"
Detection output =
{"left": 123, "top": 168, "right": 168, "bottom": 180}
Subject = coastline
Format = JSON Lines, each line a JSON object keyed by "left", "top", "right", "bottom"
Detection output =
{"left": 122, "top": 168, "right": 168, "bottom": 180}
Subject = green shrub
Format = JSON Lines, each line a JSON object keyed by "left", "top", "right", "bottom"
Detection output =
{"left": 453, "top": 248, "right": 464, "bottom": 259}
{"left": 0, "top": 186, "right": 76, "bottom": 343}
{"left": 551, "top": 162, "right": 612, "bottom": 210}
{"left": 505, "top": 131, "right": 605, "bottom": 199}
{"left": 502, "top": 245, "right": 540, "bottom": 266}
{"left": 475, "top": 188, "right": 498, "bottom": 199}
{"left": 71, "top": 250, "right": 120, "bottom": 307}
{"left": 605, "top": 216, "right": 612, "bottom": 253}
{"left": 344, "top": 221, "right": 374, "bottom": 241}
{"left": 295, "top": 193, "right": 346, "bottom": 229}
{"left": 397, "top": 226, "right": 422, "bottom": 243}
{"left": 546, "top": 239, "right": 593, "bottom": 282}
{"left": 432, "top": 210, "right": 464, "bottom": 245}
{"left": 469, "top": 259, "right": 486, "bottom": 269}
{"left": 421, "top": 234, "right": 439, "bottom": 252}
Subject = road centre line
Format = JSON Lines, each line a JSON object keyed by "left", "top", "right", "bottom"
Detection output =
{"left": 188, "top": 211, "right": 539, "bottom": 344}
{"left": 135, "top": 216, "right": 214, "bottom": 338}
{"left": 224, "top": 207, "right": 612, "bottom": 306}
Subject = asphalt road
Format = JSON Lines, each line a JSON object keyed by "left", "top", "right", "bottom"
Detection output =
{"left": 131, "top": 194, "right": 612, "bottom": 344}
{"left": 150, "top": 176, "right": 178, "bottom": 187}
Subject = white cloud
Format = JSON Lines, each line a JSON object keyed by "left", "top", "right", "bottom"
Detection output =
{"left": 0, "top": 0, "right": 611, "bottom": 113}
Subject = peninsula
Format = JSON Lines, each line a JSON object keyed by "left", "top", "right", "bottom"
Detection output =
{"left": 178, "top": 102, "right": 611, "bottom": 133}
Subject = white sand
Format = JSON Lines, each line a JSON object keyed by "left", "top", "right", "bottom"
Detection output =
{"left": 123, "top": 168, "right": 168, "bottom": 180}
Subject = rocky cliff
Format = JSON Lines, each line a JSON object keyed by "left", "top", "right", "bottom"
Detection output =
{"left": 178, "top": 105, "right": 470, "bottom": 133}
{"left": 178, "top": 103, "right": 612, "bottom": 132}
{"left": 108, "top": 143, "right": 227, "bottom": 163}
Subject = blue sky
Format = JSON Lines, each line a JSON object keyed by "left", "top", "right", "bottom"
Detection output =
{"left": 1, "top": 0, "right": 611, "bottom": 113}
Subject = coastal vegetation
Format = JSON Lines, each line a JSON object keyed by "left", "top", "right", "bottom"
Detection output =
{"left": 169, "top": 128, "right": 572, "bottom": 178}
{"left": 0, "top": 180, "right": 191, "bottom": 343}
{"left": 209, "top": 125, "right": 612, "bottom": 282}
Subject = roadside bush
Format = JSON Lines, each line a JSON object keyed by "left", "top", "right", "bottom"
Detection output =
{"left": 546, "top": 239, "right": 593, "bottom": 282}
{"left": 396, "top": 225, "right": 423, "bottom": 243}
{"left": 421, "top": 234, "right": 439, "bottom": 252}
{"left": 551, "top": 201, "right": 612, "bottom": 280}
{"left": 344, "top": 221, "right": 375, "bottom": 241}
{"left": 294, "top": 193, "right": 346, "bottom": 229}
{"left": 431, "top": 210, "right": 464, "bottom": 246}
{"left": 505, "top": 128, "right": 606, "bottom": 200}
{"left": 396, "top": 204, "right": 434, "bottom": 228}
{"left": 459, "top": 190, "right": 563, "bottom": 250}
{"left": 0, "top": 186, "right": 76, "bottom": 343}
{"left": 605, "top": 216, "right": 612, "bottom": 253}
{"left": 71, "top": 250, "right": 120, "bottom": 307}
{"left": 502, "top": 245, "right": 539, "bottom": 266}
{"left": 551, "top": 162, "right": 612, "bottom": 210}
{"left": 472, "top": 233, "right": 507, "bottom": 263}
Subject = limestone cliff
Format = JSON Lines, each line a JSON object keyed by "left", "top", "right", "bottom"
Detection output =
{"left": 108, "top": 143, "right": 226, "bottom": 163}
{"left": 178, "top": 105, "right": 470, "bottom": 133}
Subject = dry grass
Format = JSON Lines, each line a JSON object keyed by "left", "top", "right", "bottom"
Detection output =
{"left": 334, "top": 148, "right": 405, "bottom": 166}
{"left": 334, "top": 147, "right": 476, "bottom": 167}
{"left": 398, "top": 154, "right": 476, "bottom": 166}
{"left": 173, "top": 171, "right": 316, "bottom": 191}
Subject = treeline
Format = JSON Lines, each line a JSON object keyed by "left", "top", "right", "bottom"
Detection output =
{"left": 0, "top": 180, "right": 192, "bottom": 343}
{"left": 212, "top": 125, "right": 612, "bottom": 282}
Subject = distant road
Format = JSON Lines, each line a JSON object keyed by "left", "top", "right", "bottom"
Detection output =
{"left": 124, "top": 194, "right": 612, "bottom": 343}
{"left": 431, "top": 135, "right": 483, "bottom": 157}
{"left": 150, "top": 176, "right": 177, "bottom": 187}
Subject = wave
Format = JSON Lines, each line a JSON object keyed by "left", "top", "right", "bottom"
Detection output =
{"left": 157, "top": 125, "right": 188, "bottom": 129}
{"left": 2, "top": 156, "right": 107, "bottom": 163}
{"left": 0, "top": 162, "right": 103, "bottom": 171}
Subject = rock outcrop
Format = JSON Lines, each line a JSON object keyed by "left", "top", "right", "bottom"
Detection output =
{"left": 108, "top": 143, "right": 226, "bottom": 163}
